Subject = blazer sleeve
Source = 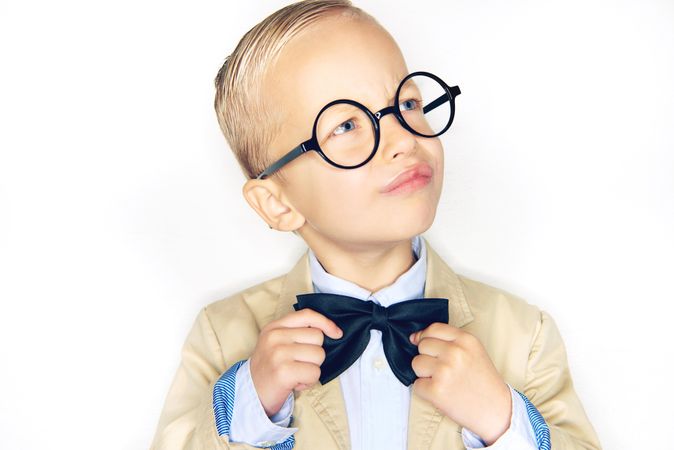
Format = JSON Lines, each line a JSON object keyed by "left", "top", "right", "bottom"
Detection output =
{"left": 149, "top": 307, "right": 261, "bottom": 450}
{"left": 524, "top": 309, "right": 603, "bottom": 449}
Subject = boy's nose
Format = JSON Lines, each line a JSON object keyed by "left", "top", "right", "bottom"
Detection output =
{"left": 377, "top": 114, "right": 418, "bottom": 161}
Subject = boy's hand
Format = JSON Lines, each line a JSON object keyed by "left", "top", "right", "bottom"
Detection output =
{"left": 409, "top": 323, "right": 512, "bottom": 446}
{"left": 249, "top": 309, "right": 343, "bottom": 418}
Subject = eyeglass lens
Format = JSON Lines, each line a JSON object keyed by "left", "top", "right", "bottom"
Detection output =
{"left": 314, "top": 73, "right": 453, "bottom": 167}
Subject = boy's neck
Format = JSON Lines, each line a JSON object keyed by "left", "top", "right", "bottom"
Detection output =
{"left": 305, "top": 236, "right": 417, "bottom": 293}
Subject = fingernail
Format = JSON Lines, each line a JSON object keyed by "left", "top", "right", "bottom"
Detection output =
{"left": 409, "top": 332, "right": 416, "bottom": 343}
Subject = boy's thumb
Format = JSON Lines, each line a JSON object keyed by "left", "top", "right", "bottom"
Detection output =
{"left": 409, "top": 332, "right": 418, "bottom": 343}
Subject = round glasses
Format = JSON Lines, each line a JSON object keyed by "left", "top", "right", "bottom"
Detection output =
{"left": 255, "top": 71, "right": 461, "bottom": 180}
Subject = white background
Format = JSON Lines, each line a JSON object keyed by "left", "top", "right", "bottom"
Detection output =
{"left": 1, "top": 0, "right": 672, "bottom": 449}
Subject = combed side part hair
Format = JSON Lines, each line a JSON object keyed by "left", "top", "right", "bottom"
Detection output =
{"left": 213, "top": 0, "right": 374, "bottom": 182}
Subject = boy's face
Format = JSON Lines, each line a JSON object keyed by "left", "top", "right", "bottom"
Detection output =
{"left": 246, "top": 15, "right": 444, "bottom": 249}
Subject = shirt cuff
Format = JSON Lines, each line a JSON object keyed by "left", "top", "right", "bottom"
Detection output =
{"left": 461, "top": 384, "right": 540, "bottom": 449}
{"left": 228, "top": 358, "right": 298, "bottom": 447}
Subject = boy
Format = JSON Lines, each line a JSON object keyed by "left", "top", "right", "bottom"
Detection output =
{"left": 150, "top": 1, "right": 602, "bottom": 449}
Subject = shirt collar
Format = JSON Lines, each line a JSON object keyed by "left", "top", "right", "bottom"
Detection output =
{"left": 308, "top": 234, "right": 427, "bottom": 307}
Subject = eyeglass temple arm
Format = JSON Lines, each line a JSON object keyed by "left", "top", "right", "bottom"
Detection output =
{"left": 256, "top": 143, "right": 308, "bottom": 179}
{"left": 423, "top": 85, "right": 461, "bottom": 114}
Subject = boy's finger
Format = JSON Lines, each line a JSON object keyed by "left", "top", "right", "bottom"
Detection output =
{"left": 288, "top": 342, "right": 326, "bottom": 365}
{"left": 414, "top": 336, "right": 447, "bottom": 357}
{"left": 279, "top": 326, "right": 324, "bottom": 346}
{"left": 278, "top": 308, "right": 343, "bottom": 338}
{"left": 413, "top": 323, "right": 461, "bottom": 344}
{"left": 294, "top": 382, "right": 310, "bottom": 392}
{"left": 411, "top": 353, "right": 437, "bottom": 378}
{"left": 291, "top": 360, "right": 323, "bottom": 386}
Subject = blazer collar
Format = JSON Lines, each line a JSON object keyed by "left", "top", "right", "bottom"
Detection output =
{"left": 272, "top": 235, "right": 475, "bottom": 450}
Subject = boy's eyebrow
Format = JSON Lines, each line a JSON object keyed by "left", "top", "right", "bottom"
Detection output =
{"left": 375, "top": 73, "right": 410, "bottom": 107}
{"left": 385, "top": 74, "right": 417, "bottom": 105}
{"left": 334, "top": 72, "right": 411, "bottom": 110}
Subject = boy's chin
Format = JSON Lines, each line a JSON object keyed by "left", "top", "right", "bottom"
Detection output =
{"left": 366, "top": 217, "right": 435, "bottom": 242}
{"left": 385, "top": 202, "right": 439, "bottom": 227}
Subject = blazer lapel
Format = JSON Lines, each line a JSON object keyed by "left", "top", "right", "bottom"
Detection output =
{"left": 407, "top": 237, "right": 475, "bottom": 449}
{"left": 271, "top": 236, "right": 475, "bottom": 450}
{"left": 273, "top": 247, "right": 351, "bottom": 450}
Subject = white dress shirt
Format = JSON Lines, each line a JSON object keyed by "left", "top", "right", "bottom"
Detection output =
{"left": 228, "top": 235, "right": 539, "bottom": 449}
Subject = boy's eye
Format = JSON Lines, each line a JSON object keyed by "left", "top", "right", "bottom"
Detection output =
{"left": 400, "top": 98, "right": 421, "bottom": 112}
{"left": 333, "top": 119, "right": 357, "bottom": 136}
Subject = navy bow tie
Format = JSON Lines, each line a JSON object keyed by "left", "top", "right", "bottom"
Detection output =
{"left": 292, "top": 293, "right": 449, "bottom": 386}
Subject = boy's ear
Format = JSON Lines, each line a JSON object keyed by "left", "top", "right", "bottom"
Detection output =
{"left": 242, "top": 179, "right": 305, "bottom": 232}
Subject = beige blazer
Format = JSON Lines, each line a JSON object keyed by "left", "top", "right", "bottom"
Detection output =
{"left": 150, "top": 237, "right": 602, "bottom": 450}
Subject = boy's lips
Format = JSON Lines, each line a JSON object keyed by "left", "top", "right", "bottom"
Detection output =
{"left": 380, "top": 162, "right": 433, "bottom": 194}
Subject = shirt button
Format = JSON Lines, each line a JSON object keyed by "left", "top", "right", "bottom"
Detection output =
{"left": 373, "top": 357, "right": 385, "bottom": 370}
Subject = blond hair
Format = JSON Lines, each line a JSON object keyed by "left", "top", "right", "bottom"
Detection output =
{"left": 213, "top": 0, "right": 374, "bottom": 182}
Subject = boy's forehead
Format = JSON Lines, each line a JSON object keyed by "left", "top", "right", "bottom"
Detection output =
{"left": 265, "top": 16, "right": 409, "bottom": 126}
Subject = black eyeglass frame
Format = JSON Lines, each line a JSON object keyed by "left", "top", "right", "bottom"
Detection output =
{"left": 255, "top": 71, "right": 461, "bottom": 180}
